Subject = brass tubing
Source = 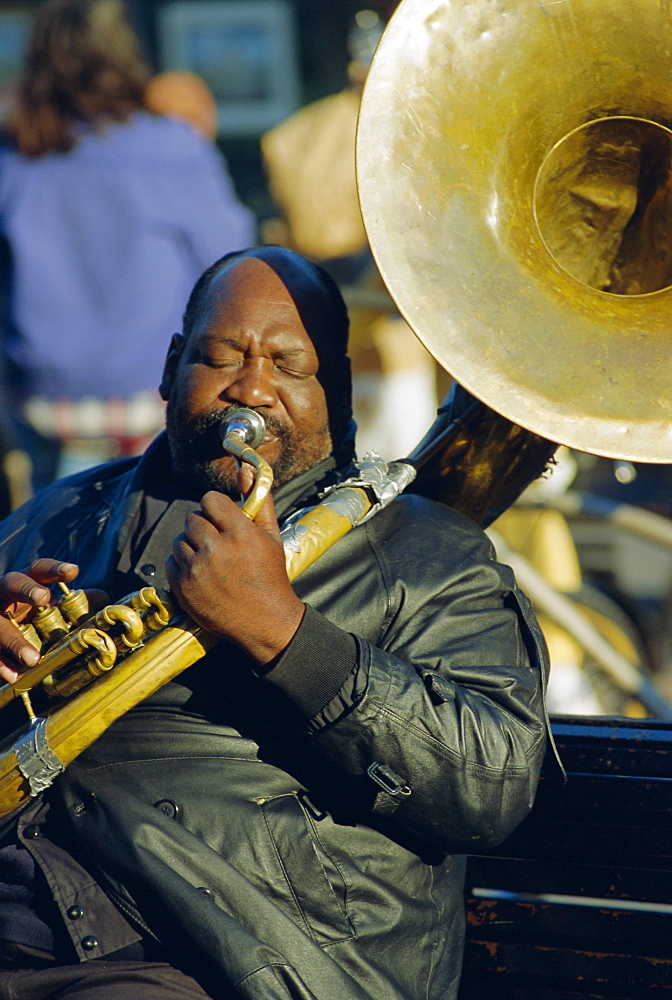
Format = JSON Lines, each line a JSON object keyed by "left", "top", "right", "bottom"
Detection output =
{"left": 0, "top": 627, "right": 118, "bottom": 710}
{"left": 128, "top": 587, "right": 174, "bottom": 631}
{"left": 0, "top": 618, "right": 217, "bottom": 818}
{"left": 0, "top": 418, "right": 384, "bottom": 818}
{"left": 91, "top": 605, "right": 144, "bottom": 650}
{"left": 356, "top": 0, "right": 672, "bottom": 462}
{"left": 283, "top": 488, "right": 372, "bottom": 579}
{"left": 222, "top": 435, "right": 274, "bottom": 520}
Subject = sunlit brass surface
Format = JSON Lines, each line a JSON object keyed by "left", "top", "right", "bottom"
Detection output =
{"left": 0, "top": 615, "right": 217, "bottom": 819}
{"left": 225, "top": 436, "right": 274, "bottom": 520}
{"left": 357, "top": 0, "right": 672, "bottom": 462}
{"left": 283, "top": 487, "right": 373, "bottom": 578}
{"left": 0, "top": 414, "right": 274, "bottom": 819}
{"left": 0, "top": 592, "right": 174, "bottom": 713}
{"left": 0, "top": 415, "right": 378, "bottom": 818}
{"left": 221, "top": 409, "right": 274, "bottom": 519}
{"left": 408, "top": 396, "right": 557, "bottom": 527}
{"left": 56, "top": 583, "right": 90, "bottom": 626}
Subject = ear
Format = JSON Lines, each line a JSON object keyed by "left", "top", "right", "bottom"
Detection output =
{"left": 159, "top": 334, "right": 184, "bottom": 401}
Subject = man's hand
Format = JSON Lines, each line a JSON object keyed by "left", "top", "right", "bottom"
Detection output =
{"left": 0, "top": 559, "right": 80, "bottom": 683}
{"left": 166, "top": 482, "right": 305, "bottom": 667}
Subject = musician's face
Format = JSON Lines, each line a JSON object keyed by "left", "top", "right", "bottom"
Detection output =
{"left": 161, "top": 258, "right": 332, "bottom": 494}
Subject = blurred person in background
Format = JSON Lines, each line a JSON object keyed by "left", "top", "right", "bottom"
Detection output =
{"left": 0, "top": 225, "right": 31, "bottom": 518}
{"left": 261, "top": 8, "right": 440, "bottom": 460}
{"left": 144, "top": 70, "right": 218, "bottom": 143}
{"left": 0, "top": 0, "right": 255, "bottom": 493}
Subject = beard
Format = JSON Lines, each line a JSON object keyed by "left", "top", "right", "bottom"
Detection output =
{"left": 165, "top": 400, "right": 332, "bottom": 495}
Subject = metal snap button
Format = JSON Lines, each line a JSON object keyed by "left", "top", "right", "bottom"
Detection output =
{"left": 67, "top": 905, "right": 84, "bottom": 920}
{"left": 81, "top": 936, "right": 98, "bottom": 951}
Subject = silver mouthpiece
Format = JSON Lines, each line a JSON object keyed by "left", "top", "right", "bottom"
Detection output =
{"left": 220, "top": 408, "right": 266, "bottom": 450}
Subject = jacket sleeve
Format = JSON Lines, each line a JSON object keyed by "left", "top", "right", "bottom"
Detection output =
{"left": 261, "top": 497, "right": 550, "bottom": 853}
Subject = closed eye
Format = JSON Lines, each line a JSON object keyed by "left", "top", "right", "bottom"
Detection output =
{"left": 197, "top": 351, "right": 242, "bottom": 369}
{"left": 275, "top": 365, "right": 313, "bottom": 379}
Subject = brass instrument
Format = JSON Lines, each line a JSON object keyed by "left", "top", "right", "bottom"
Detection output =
{"left": 0, "top": 409, "right": 413, "bottom": 819}
{"left": 5, "top": 0, "right": 672, "bottom": 815}
{"left": 355, "top": 0, "right": 672, "bottom": 714}
{"left": 356, "top": 0, "right": 672, "bottom": 478}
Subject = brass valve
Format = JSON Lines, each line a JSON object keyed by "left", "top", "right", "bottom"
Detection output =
{"left": 56, "top": 582, "right": 90, "bottom": 626}
{"left": 31, "top": 605, "right": 69, "bottom": 646}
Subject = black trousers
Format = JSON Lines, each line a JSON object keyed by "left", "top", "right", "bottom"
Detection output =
{"left": 0, "top": 961, "right": 213, "bottom": 999}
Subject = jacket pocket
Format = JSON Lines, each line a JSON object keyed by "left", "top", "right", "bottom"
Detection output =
{"left": 260, "top": 793, "right": 355, "bottom": 947}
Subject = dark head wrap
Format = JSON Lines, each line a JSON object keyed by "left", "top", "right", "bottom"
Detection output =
{"left": 182, "top": 246, "right": 355, "bottom": 468}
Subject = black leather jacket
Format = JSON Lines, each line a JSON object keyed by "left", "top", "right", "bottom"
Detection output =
{"left": 0, "top": 436, "right": 549, "bottom": 999}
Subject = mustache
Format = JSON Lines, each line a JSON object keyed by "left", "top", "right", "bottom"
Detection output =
{"left": 178, "top": 406, "right": 290, "bottom": 457}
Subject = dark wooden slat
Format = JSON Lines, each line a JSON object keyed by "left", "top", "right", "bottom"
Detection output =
{"left": 533, "top": 772, "right": 672, "bottom": 814}
{"left": 460, "top": 940, "right": 672, "bottom": 993}
{"left": 464, "top": 896, "right": 672, "bottom": 955}
{"left": 549, "top": 718, "right": 672, "bottom": 777}
{"left": 462, "top": 991, "right": 665, "bottom": 1000}
{"left": 494, "top": 812, "right": 672, "bottom": 868}
{"left": 467, "top": 855, "right": 672, "bottom": 904}
{"left": 457, "top": 719, "right": 672, "bottom": 999}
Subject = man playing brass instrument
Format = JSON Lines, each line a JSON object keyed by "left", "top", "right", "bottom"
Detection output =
{"left": 0, "top": 248, "right": 548, "bottom": 999}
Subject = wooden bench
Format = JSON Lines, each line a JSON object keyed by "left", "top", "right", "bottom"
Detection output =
{"left": 458, "top": 717, "right": 672, "bottom": 998}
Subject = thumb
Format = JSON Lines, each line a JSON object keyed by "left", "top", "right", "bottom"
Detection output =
{"left": 251, "top": 489, "right": 282, "bottom": 543}
{"left": 237, "top": 463, "right": 255, "bottom": 498}
{"left": 237, "top": 464, "right": 281, "bottom": 541}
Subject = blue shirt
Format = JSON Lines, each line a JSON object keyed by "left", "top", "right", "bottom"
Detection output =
{"left": 0, "top": 112, "right": 256, "bottom": 401}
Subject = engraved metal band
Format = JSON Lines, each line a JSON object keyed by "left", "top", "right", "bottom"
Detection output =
{"left": 14, "top": 718, "right": 65, "bottom": 796}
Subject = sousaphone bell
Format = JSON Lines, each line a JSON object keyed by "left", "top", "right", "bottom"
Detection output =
{"left": 357, "top": 0, "right": 672, "bottom": 520}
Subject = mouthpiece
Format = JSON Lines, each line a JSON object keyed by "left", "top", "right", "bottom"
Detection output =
{"left": 220, "top": 408, "right": 266, "bottom": 450}
{"left": 219, "top": 408, "right": 273, "bottom": 520}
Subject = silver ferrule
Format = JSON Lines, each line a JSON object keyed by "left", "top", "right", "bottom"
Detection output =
{"left": 220, "top": 408, "right": 266, "bottom": 449}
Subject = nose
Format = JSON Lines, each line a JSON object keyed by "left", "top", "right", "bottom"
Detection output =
{"left": 222, "top": 358, "right": 279, "bottom": 409}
